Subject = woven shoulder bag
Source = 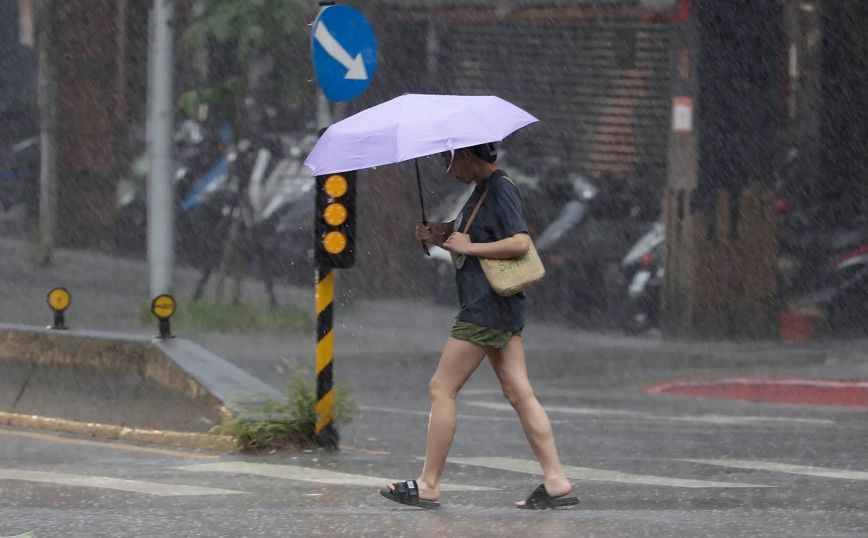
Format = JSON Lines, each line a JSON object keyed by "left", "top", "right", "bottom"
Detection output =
{"left": 460, "top": 177, "right": 545, "bottom": 297}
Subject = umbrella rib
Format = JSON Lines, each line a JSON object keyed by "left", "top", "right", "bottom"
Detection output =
{"left": 465, "top": 105, "right": 503, "bottom": 142}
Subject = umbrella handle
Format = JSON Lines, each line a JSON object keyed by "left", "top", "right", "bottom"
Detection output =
{"left": 416, "top": 159, "right": 430, "bottom": 256}
{"left": 420, "top": 220, "right": 430, "bottom": 256}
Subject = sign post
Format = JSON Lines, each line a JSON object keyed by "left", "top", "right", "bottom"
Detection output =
{"left": 313, "top": 171, "right": 356, "bottom": 450}
{"left": 310, "top": 3, "right": 376, "bottom": 450}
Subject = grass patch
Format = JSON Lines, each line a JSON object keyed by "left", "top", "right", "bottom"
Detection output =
{"left": 214, "top": 371, "right": 356, "bottom": 452}
{"left": 139, "top": 300, "right": 312, "bottom": 333}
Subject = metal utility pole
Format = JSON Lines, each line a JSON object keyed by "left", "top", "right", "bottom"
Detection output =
{"left": 147, "top": 0, "right": 174, "bottom": 298}
{"left": 34, "top": 0, "right": 57, "bottom": 266}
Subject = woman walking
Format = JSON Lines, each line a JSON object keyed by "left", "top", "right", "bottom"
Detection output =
{"left": 379, "top": 143, "right": 577, "bottom": 510}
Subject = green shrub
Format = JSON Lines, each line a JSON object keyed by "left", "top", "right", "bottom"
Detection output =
{"left": 215, "top": 371, "right": 356, "bottom": 452}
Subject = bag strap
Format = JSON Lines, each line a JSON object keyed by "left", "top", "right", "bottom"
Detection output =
{"left": 460, "top": 174, "right": 516, "bottom": 234}
{"left": 461, "top": 185, "right": 491, "bottom": 234}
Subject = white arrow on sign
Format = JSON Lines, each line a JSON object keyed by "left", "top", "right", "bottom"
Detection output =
{"left": 314, "top": 21, "right": 368, "bottom": 80}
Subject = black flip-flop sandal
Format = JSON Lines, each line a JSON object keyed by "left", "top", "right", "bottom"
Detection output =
{"left": 517, "top": 484, "right": 579, "bottom": 509}
{"left": 379, "top": 480, "right": 441, "bottom": 509}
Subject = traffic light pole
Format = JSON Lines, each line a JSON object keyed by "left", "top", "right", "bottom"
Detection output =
{"left": 313, "top": 171, "right": 355, "bottom": 450}
{"left": 314, "top": 260, "right": 339, "bottom": 450}
{"left": 313, "top": 0, "right": 337, "bottom": 451}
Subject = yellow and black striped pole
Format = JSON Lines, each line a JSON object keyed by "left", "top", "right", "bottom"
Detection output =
{"left": 315, "top": 263, "right": 338, "bottom": 449}
{"left": 313, "top": 170, "right": 355, "bottom": 449}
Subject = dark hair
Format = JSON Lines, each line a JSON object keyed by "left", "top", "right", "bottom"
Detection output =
{"left": 471, "top": 142, "right": 498, "bottom": 163}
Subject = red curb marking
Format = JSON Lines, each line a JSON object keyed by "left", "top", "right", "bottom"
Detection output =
{"left": 644, "top": 378, "right": 868, "bottom": 407}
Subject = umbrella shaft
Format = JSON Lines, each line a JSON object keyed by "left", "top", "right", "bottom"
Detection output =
{"left": 415, "top": 158, "right": 429, "bottom": 255}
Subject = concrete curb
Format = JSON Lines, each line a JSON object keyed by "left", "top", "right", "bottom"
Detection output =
{"left": 0, "top": 324, "right": 283, "bottom": 415}
{"left": 0, "top": 324, "right": 284, "bottom": 450}
{"left": 0, "top": 411, "right": 239, "bottom": 452}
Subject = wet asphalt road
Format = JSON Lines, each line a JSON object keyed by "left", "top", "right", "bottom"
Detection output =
{"left": 2, "top": 237, "right": 868, "bottom": 536}
{"left": 3, "top": 302, "right": 868, "bottom": 537}
{"left": 1, "top": 379, "right": 867, "bottom": 537}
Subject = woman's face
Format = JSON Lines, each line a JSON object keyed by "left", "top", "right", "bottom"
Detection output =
{"left": 440, "top": 150, "right": 474, "bottom": 183}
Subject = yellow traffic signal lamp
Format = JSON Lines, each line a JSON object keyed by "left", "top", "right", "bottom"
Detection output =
{"left": 324, "top": 203, "right": 347, "bottom": 226}
{"left": 322, "top": 230, "right": 348, "bottom": 254}
{"left": 315, "top": 171, "right": 356, "bottom": 268}
{"left": 324, "top": 174, "right": 348, "bottom": 198}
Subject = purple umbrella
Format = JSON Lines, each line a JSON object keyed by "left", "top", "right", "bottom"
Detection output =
{"left": 303, "top": 94, "right": 538, "bottom": 175}
{"left": 304, "top": 93, "right": 538, "bottom": 254}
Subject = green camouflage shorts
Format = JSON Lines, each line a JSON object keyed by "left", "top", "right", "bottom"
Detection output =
{"left": 450, "top": 319, "right": 522, "bottom": 349}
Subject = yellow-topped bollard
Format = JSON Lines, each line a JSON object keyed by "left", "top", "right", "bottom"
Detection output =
{"left": 47, "top": 287, "right": 71, "bottom": 330}
{"left": 150, "top": 294, "right": 177, "bottom": 339}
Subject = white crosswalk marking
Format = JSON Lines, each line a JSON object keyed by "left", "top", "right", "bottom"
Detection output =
{"left": 0, "top": 469, "right": 246, "bottom": 496}
{"left": 684, "top": 459, "right": 868, "bottom": 481}
{"left": 359, "top": 404, "right": 567, "bottom": 423}
{"left": 465, "top": 401, "right": 634, "bottom": 417}
{"left": 463, "top": 400, "right": 836, "bottom": 426}
{"left": 450, "top": 457, "right": 772, "bottom": 488}
{"left": 175, "top": 462, "right": 496, "bottom": 492}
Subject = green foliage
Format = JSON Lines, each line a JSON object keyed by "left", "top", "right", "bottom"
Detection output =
{"left": 216, "top": 371, "right": 356, "bottom": 452}
{"left": 183, "top": 0, "right": 309, "bottom": 60}
{"left": 178, "top": 0, "right": 370, "bottom": 121}
{"left": 139, "top": 301, "right": 313, "bottom": 333}
{"left": 179, "top": 0, "right": 318, "bottom": 120}
{"left": 177, "top": 77, "right": 242, "bottom": 119}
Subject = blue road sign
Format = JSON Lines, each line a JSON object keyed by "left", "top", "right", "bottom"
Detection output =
{"left": 311, "top": 5, "right": 377, "bottom": 103}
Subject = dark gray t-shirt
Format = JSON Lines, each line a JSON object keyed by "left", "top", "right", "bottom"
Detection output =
{"left": 454, "top": 169, "right": 528, "bottom": 331}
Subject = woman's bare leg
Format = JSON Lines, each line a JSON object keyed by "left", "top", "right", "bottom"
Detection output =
{"left": 387, "top": 336, "right": 486, "bottom": 500}
{"left": 487, "top": 335, "right": 572, "bottom": 505}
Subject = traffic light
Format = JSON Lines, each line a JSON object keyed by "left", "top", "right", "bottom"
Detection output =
{"left": 315, "top": 171, "right": 356, "bottom": 268}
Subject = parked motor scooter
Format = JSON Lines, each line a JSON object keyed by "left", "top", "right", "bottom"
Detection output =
{"left": 113, "top": 120, "right": 236, "bottom": 261}
{"left": 243, "top": 131, "right": 318, "bottom": 287}
{"left": 610, "top": 197, "right": 868, "bottom": 336}
{"left": 616, "top": 221, "right": 665, "bottom": 334}
{"left": 785, "top": 217, "right": 868, "bottom": 335}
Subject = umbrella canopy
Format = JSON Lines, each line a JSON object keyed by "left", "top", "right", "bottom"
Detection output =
{"left": 304, "top": 94, "right": 538, "bottom": 175}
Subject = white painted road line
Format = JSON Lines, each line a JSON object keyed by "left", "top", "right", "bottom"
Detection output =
{"left": 464, "top": 401, "right": 836, "bottom": 427}
{"left": 175, "top": 462, "right": 496, "bottom": 492}
{"left": 658, "top": 415, "right": 835, "bottom": 426}
{"left": 0, "top": 469, "right": 246, "bottom": 496}
{"left": 358, "top": 404, "right": 567, "bottom": 424}
{"left": 685, "top": 459, "right": 868, "bottom": 481}
{"left": 465, "top": 401, "right": 637, "bottom": 417}
{"left": 450, "top": 457, "right": 772, "bottom": 488}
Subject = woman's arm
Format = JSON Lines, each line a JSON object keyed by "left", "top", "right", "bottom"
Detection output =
{"left": 443, "top": 231, "right": 531, "bottom": 259}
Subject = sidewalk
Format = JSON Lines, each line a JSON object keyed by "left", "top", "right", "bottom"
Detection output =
{"left": 2, "top": 236, "right": 866, "bottom": 397}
